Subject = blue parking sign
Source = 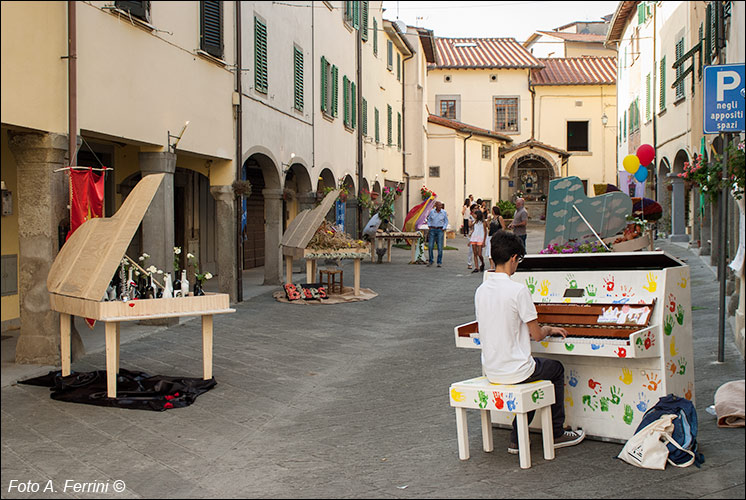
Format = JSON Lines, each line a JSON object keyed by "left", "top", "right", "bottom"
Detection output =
{"left": 703, "top": 64, "right": 745, "bottom": 134}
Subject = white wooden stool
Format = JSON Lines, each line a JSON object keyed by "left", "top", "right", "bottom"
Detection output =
{"left": 449, "top": 376, "right": 555, "bottom": 469}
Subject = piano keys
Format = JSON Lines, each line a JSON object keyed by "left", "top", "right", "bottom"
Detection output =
{"left": 454, "top": 251, "right": 695, "bottom": 442}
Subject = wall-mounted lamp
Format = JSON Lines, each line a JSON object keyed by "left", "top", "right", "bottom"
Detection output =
{"left": 381, "top": 168, "right": 388, "bottom": 174}
{"left": 601, "top": 113, "right": 609, "bottom": 126}
{"left": 282, "top": 153, "right": 296, "bottom": 174}
{"left": 168, "top": 121, "right": 190, "bottom": 153}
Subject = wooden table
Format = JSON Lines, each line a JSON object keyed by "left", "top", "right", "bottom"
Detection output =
{"left": 371, "top": 231, "right": 423, "bottom": 263}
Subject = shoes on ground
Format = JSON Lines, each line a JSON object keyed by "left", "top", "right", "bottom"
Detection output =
{"left": 480, "top": 264, "right": 485, "bottom": 271}
{"left": 437, "top": 264, "right": 442, "bottom": 267}
{"left": 507, "top": 442, "right": 519, "bottom": 455}
{"left": 554, "top": 429, "right": 585, "bottom": 449}
{"left": 471, "top": 268, "right": 480, "bottom": 273}
{"left": 467, "top": 265, "right": 472, "bottom": 269}
{"left": 426, "top": 262, "right": 433, "bottom": 267}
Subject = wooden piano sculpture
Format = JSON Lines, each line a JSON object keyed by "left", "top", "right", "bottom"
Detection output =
{"left": 47, "top": 173, "right": 235, "bottom": 398}
{"left": 281, "top": 189, "right": 370, "bottom": 295}
{"left": 454, "top": 251, "right": 695, "bottom": 442}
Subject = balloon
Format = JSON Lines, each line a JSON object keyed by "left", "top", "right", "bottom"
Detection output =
{"left": 634, "top": 166, "right": 649, "bottom": 182}
{"left": 636, "top": 144, "right": 655, "bottom": 166}
{"left": 623, "top": 154, "right": 640, "bottom": 174}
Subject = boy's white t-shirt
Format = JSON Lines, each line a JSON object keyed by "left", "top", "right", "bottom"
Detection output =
{"left": 475, "top": 271, "right": 537, "bottom": 384}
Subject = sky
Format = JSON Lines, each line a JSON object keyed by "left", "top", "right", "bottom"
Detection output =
{"left": 379, "top": 1, "right": 621, "bottom": 43}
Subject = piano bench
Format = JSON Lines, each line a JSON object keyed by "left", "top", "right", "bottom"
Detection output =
{"left": 449, "top": 377, "right": 555, "bottom": 469}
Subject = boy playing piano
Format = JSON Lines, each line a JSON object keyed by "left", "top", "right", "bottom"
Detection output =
{"left": 475, "top": 231, "right": 585, "bottom": 454}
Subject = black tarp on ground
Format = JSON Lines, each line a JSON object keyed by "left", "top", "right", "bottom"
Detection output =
{"left": 19, "top": 369, "right": 216, "bottom": 411}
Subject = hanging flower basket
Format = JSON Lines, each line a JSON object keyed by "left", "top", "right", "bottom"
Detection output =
{"left": 232, "top": 179, "right": 252, "bottom": 198}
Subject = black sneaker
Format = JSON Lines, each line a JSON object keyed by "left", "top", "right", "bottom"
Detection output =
{"left": 507, "top": 442, "right": 519, "bottom": 455}
{"left": 437, "top": 263, "right": 442, "bottom": 267}
{"left": 426, "top": 262, "right": 433, "bottom": 267}
{"left": 554, "top": 429, "right": 585, "bottom": 449}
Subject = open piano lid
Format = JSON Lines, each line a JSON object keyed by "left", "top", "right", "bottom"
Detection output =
{"left": 47, "top": 173, "right": 165, "bottom": 301}
{"left": 280, "top": 189, "right": 340, "bottom": 252}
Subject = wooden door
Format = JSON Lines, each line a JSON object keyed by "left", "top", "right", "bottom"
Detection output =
{"left": 242, "top": 168, "right": 265, "bottom": 269}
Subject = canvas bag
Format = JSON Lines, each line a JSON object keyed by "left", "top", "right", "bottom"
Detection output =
{"left": 618, "top": 414, "right": 698, "bottom": 469}
{"left": 635, "top": 393, "right": 704, "bottom": 467}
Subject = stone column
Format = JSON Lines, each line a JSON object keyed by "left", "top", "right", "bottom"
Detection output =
{"left": 700, "top": 192, "right": 712, "bottom": 256}
{"left": 345, "top": 197, "right": 359, "bottom": 237}
{"left": 8, "top": 131, "right": 84, "bottom": 365}
{"left": 669, "top": 176, "right": 689, "bottom": 242}
{"left": 210, "top": 185, "right": 237, "bottom": 302}
{"left": 691, "top": 188, "right": 701, "bottom": 248}
{"left": 263, "top": 188, "right": 283, "bottom": 285}
{"left": 139, "top": 152, "right": 176, "bottom": 274}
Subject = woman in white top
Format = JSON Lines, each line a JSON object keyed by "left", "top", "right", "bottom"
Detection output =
{"left": 469, "top": 209, "right": 487, "bottom": 273}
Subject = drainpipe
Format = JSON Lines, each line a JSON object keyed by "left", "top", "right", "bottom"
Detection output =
{"left": 652, "top": 2, "right": 658, "bottom": 202}
{"left": 67, "top": 1, "right": 77, "bottom": 166}
{"left": 235, "top": 0, "right": 243, "bottom": 302}
{"left": 528, "top": 72, "right": 535, "bottom": 140}
{"left": 356, "top": 14, "right": 363, "bottom": 238}
{"left": 463, "top": 131, "right": 473, "bottom": 201}
{"left": 402, "top": 46, "right": 414, "bottom": 214}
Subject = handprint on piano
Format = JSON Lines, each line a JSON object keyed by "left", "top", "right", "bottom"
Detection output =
{"left": 678, "top": 271, "right": 688, "bottom": 289}
{"left": 619, "top": 285, "right": 634, "bottom": 299}
{"left": 564, "top": 343, "right": 575, "bottom": 351}
{"left": 492, "top": 391, "right": 505, "bottom": 410}
{"left": 619, "top": 368, "right": 633, "bottom": 385}
{"left": 610, "top": 385, "right": 623, "bottom": 405}
{"left": 675, "top": 305, "right": 685, "bottom": 325}
{"left": 590, "top": 343, "right": 603, "bottom": 350}
{"left": 643, "top": 331, "right": 654, "bottom": 350}
{"left": 603, "top": 275, "right": 615, "bottom": 292}
{"left": 684, "top": 382, "right": 693, "bottom": 400}
{"left": 588, "top": 378, "right": 602, "bottom": 394}
{"left": 623, "top": 404, "right": 634, "bottom": 425}
{"left": 582, "top": 394, "right": 598, "bottom": 412}
{"left": 664, "top": 315, "right": 674, "bottom": 336}
{"left": 678, "top": 357, "right": 687, "bottom": 375}
{"left": 450, "top": 388, "right": 465, "bottom": 402}
{"left": 526, "top": 276, "right": 537, "bottom": 294}
{"left": 668, "top": 293, "right": 677, "bottom": 313}
{"left": 670, "top": 336, "right": 678, "bottom": 356}
{"left": 539, "top": 280, "right": 550, "bottom": 297}
{"left": 599, "top": 396, "right": 610, "bottom": 412}
{"left": 565, "top": 273, "right": 578, "bottom": 289}
{"left": 505, "top": 394, "right": 517, "bottom": 412}
{"left": 643, "top": 372, "right": 661, "bottom": 392}
{"left": 532, "top": 389, "right": 545, "bottom": 403}
{"left": 615, "top": 347, "right": 627, "bottom": 358}
{"left": 567, "top": 369, "right": 579, "bottom": 387}
{"left": 565, "top": 391, "right": 574, "bottom": 407}
{"left": 635, "top": 392, "right": 650, "bottom": 412}
{"left": 475, "top": 390, "right": 489, "bottom": 409}
{"left": 585, "top": 284, "right": 597, "bottom": 297}
{"left": 667, "top": 360, "right": 677, "bottom": 377}
{"left": 643, "top": 272, "right": 658, "bottom": 293}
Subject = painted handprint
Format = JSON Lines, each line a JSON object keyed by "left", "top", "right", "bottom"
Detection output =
{"left": 615, "top": 347, "right": 627, "bottom": 358}
{"left": 475, "top": 390, "right": 489, "bottom": 409}
{"left": 678, "top": 357, "right": 687, "bottom": 375}
{"left": 450, "top": 388, "right": 465, "bottom": 402}
{"left": 678, "top": 271, "right": 688, "bottom": 289}
{"left": 643, "top": 331, "right": 654, "bottom": 350}
{"left": 619, "top": 285, "right": 634, "bottom": 298}
{"left": 684, "top": 382, "right": 693, "bottom": 400}
{"left": 619, "top": 368, "right": 633, "bottom": 385}
{"left": 582, "top": 394, "right": 598, "bottom": 412}
{"left": 493, "top": 391, "right": 505, "bottom": 410}
{"left": 588, "top": 378, "right": 602, "bottom": 394}
{"left": 670, "top": 335, "right": 678, "bottom": 356}
{"left": 635, "top": 392, "right": 650, "bottom": 412}
{"left": 668, "top": 293, "right": 677, "bottom": 313}
{"left": 667, "top": 360, "right": 677, "bottom": 377}
{"left": 567, "top": 369, "right": 579, "bottom": 388}
{"left": 590, "top": 343, "right": 604, "bottom": 350}
{"left": 643, "top": 372, "right": 661, "bottom": 392}
{"left": 664, "top": 315, "right": 674, "bottom": 336}
{"left": 599, "top": 396, "right": 610, "bottom": 412}
{"left": 603, "top": 275, "right": 615, "bottom": 292}
{"left": 565, "top": 391, "right": 574, "bottom": 407}
{"left": 610, "top": 385, "right": 623, "bottom": 405}
{"left": 539, "top": 280, "right": 550, "bottom": 297}
{"left": 506, "top": 394, "right": 517, "bottom": 412}
{"left": 532, "top": 389, "right": 544, "bottom": 403}
{"left": 585, "top": 284, "right": 597, "bottom": 297}
{"left": 564, "top": 343, "right": 575, "bottom": 351}
{"left": 675, "top": 305, "right": 685, "bottom": 325}
{"left": 623, "top": 404, "right": 634, "bottom": 425}
{"left": 526, "top": 277, "right": 537, "bottom": 294}
{"left": 565, "top": 273, "right": 578, "bottom": 289}
{"left": 643, "top": 272, "right": 658, "bottom": 292}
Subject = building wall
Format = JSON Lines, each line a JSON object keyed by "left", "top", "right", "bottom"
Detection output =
{"left": 565, "top": 41, "right": 615, "bottom": 58}
{"left": 402, "top": 26, "right": 429, "bottom": 212}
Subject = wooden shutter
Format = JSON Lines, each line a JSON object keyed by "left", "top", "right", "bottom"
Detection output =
{"left": 645, "top": 73, "right": 651, "bottom": 122}
{"left": 362, "top": 98, "right": 367, "bottom": 136}
{"left": 351, "top": 81, "right": 356, "bottom": 129}
{"left": 293, "top": 47, "right": 303, "bottom": 111}
{"left": 387, "top": 40, "right": 393, "bottom": 70}
{"left": 321, "top": 56, "right": 328, "bottom": 113}
{"left": 254, "top": 17, "right": 268, "bottom": 94}
{"left": 373, "top": 18, "right": 378, "bottom": 55}
{"left": 343, "top": 75, "right": 350, "bottom": 125}
{"left": 353, "top": 1, "right": 359, "bottom": 29}
{"left": 397, "top": 53, "right": 401, "bottom": 81}
{"left": 361, "top": 1, "right": 369, "bottom": 42}
{"left": 200, "top": 1, "right": 223, "bottom": 59}
{"left": 332, "top": 65, "right": 338, "bottom": 117}
{"left": 675, "top": 39, "right": 684, "bottom": 99}
{"left": 375, "top": 107, "right": 380, "bottom": 143}
{"left": 115, "top": 1, "right": 150, "bottom": 22}
{"left": 387, "top": 104, "right": 392, "bottom": 145}
{"left": 397, "top": 111, "right": 401, "bottom": 149}
{"left": 659, "top": 57, "right": 666, "bottom": 110}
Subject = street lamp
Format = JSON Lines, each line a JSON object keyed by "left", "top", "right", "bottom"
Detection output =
{"left": 601, "top": 113, "right": 608, "bottom": 126}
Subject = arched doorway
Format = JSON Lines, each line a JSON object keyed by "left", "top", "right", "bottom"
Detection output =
{"left": 658, "top": 157, "right": 672, "bottom": 236}
{"left": 342, "top": 174, "right": 356, "bottom": 236}
{"left": 670, "top": 150, "right": 690, "bottom": 241}
{"left": 506, "top": 152, "right": 558, "bottom": 221}
{"left": 242, "top": 152, "right": 281, "bottom": 271}
{"left": 283, "top": 162, "right": 312, "bottom": 231}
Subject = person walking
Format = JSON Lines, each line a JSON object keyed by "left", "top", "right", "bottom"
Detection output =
{"left": 461, "top": 198, "right": 471, "bottom": 238}
{"left": 426, "top": 201, "right": 448, "bottom": 267}
{"left": 508, "top": 197, "right": 528, "bottom": 250}
{"left": 469, "top": 209, "right": 487, "bottom": 273}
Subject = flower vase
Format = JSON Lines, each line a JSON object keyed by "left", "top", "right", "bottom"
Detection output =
{"left": 193, "top": 281, "right": 205, "bottom": 296}
{"left": 163, "top": 273, "right": 173, "bottom": 298}
{"left": 180, "top": 270, "right": 189, "bottom": 298}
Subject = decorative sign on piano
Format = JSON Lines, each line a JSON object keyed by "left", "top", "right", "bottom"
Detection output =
{"left": 454, "top": 251, "right": 694, "bottom": 443}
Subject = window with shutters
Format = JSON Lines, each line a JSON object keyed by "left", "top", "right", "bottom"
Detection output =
{"left": 254, "top": 16, "right": 268, "bottom": 94}
{"left": 674, "top": 38, "right": 685, "bottom": 100}
{"left": 493, "top": 97, "right": 519, "bottom": 133}
{"left": 343, "top": 75, "right": 350, "bottom": 126}
{"left": 397, "top": 111, "right": 401, "bottom": 149}
{"left": 200, "top": 1, "right": 223, "bottom": 59}
{"left": 387, "top": 105, "right": 392, "bottom": 145}
{"left": 331, "top": 65, "right": 338, "bottom": 117}
{"left": 397, "top": 53, "right": 401, "bottom": 81}
{"left": 566, "top": 121, "right": 589, "bottom": 152}
{"left": 387, "top": 40, "right": 393, "bottom": 70}
{"left": 375, "top": 107, "right": 380, "bottom": 143}
{"left": 351, "top": 81, "right": 356, "bottom": 129}
{"left": 645, "top": 73, "right": 651, "bottom": 122}
{"left": 293, "top": 46, "right": 303, "bottom": 112}
{"left": 115, "top": 1, "right": 150, "bottom": 23}
{"left": 320, "top": 56, "right": 329, "bottom": 113}
{"left": 362, "top": 98, "right": 368, "bottom": 136}
{"left": 373, "top": 18, "right": 378, "bottom": 56}
{"left": 361, "top": 1, "right": 369, "bottom": 42}
{"left": 619, "top": 120, "right": 622, "bottom": 144}
{"left": 623, "top": 110, "right": 627, "bottom": 140}
{"left": 344, "top": 1, "right": 359, "bottom": 29}
{"left": 659, "top": 57, "right": 666, "bottom": 111}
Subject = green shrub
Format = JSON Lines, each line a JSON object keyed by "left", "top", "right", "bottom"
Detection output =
{"left": 496, "top": 199, "right": 516, "bottom": 219}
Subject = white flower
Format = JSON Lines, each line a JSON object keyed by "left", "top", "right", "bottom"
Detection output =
{"left": 174, "top": 247, "right": 181, "bottom": 255}
{"left": 157, "top": 269, "right": 164, "bottom": 274}
{"left": 146, "top": 265, "right": 158, "bottom": 274}
{"left": 138, "top": 256, "right": 145, "bottom": 261}
{"left": 187, "top": 252, "right": 195, "bottom": 260}
{"left": 134, "top": 271, "right": 140, "bottom": 276}
{"left": 204, "top": 272, "right": 213, "bottom": 280}
{"left": 142, "top": 253, "right": 150, "bottom": 259}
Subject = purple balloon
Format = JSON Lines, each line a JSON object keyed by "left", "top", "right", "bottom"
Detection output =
{"left": 634, "top": 167, "right": 649, "bottom": 182}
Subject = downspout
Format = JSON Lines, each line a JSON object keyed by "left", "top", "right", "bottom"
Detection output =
{"left": 528, "top": 72, "right": 535, "bottom": 140}
{"left": 402, "top": 47, "right": 414, "bottom": 214}
{"left": 68, "top": 0, "right": 77, "bottom": 166}
{"left": 652, "top": 2, "right": 658, "bottom": 202}
{"left": 235, "top": 0, "right": 243, "bottom": 302}
{"left": 463, "top": 131, "right": 473, "bottom": 201}
{"left": 356, "top": 13, "right": 363, "bottom": 238}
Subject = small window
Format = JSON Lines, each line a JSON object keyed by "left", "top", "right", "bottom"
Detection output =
{"left": 254, "top": 16, "right": 268, "bottom": 94}
{"left": 387, "top": 104, "right": 392, "bottom": 145}
{"left": 200, "top": 1, "right": 223, "bottom": 59}
{"left": 429, "top": 166, "right": 440, "bottom": 178}
{"left": 482, "top": 144, "right": 491, "bottom": 160}
{"left": 375, "top": 107, "right": 380, "bottom": 143}
{"left": 115, "top": 1, "right": 150, "bottom": 23}
{"left": 387, "top": 40, "right": 393, "bottom": 70}
{"left": 373, "top": 18, "right": 378, "bottom": 56}
{"left": 293, "top": 46, "right": 303, "bottom": 112}
{"left": 567, "top": 121, "right": 589, "bottom": 152}
{"left": 439, "top": 100, "right": 456, "bottom": 119}
{"left": 494, "top": 97, "right": 519, "bottom": 133}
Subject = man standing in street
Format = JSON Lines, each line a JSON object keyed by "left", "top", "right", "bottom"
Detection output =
{"left": 508, "top": 197, "right": 528, "bottom": 249}
{"left": 427, "top": 201, "right": 448, "bottom": 267}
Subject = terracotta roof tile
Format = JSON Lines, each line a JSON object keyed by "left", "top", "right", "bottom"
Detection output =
{"left": 531, "top": 57, "right": 617, "bottom": 85}
{"left": 434, "top": 37, "right": 543, "bottom": 69}
{"left": 427, "top": 115, "right": 513, "bottom": 142}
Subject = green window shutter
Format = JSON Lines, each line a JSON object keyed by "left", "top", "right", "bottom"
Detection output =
{"left": 387, "top": 40, "right": 393, "bottom": 70}
{"left": 397, "top": 53, "right": 401, "bottom": 81}
{"left": 200, "top": 1, "right": 223, "bottom": 59}
{"left": 623, "top": 110, "right": 627, "bottom": 140}
{"left": 375, "top": 107, "right": 380, "bottom": 143}
{"left": 351, "top": 81, "right": 356, "bottom": 129}
{"left": 332, "top": 65, "right": 338, "bottom": 117}
{"left": 619, "top": 120, "right": 622, "bottom": 143}
{"left": 675, "top": 39, "right": 685, "bottom": 99}
{"left": 659, "top": 57, "right": 666, "bottom": 110}
{"left": 645, "top": 73, "right": 651, "bottom": 122}
{"left": 397, "top": 111, "right": 401, "bottom": 149}
{"left": 637, "top": 2, "right": 645, "bottom": 24}
{"left": 373, "top": 18, "right": 378, "bottom": 55}
{"left": 353, "top": 0, "right": 359, "bottom": 29}
{"left": 343, "top": 75, "right": 349, "bottom": 125}
{"left": 362, "top": 98, "right": 367, "bottom": 136}
{"left": 320, "top": 56, "right": 327, "bottom": 112}
{"left": 361, "top": 1, "right": 369, "bottom": 42}
{"left": 254, "top": 17, "right": 268, "bottom": 94}
{"left": 387, "top": 104, "right": 392, "bottom": 145}
{"left": 293, "top": 47, "right": 303, "bottom": 112}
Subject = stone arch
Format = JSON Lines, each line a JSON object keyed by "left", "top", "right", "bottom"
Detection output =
{"left": 316, "top": 167, "right": 335, "bottom": 194}
{"left": 672, "top": 149, "right": 690, "bottom": 175}
{"left": 372, "top": 180, "right": 382, "bottom": 195}
{"left": 283, "top": 162, "right": 313, "bottom": 230}
{"left": 504, "top": 149, "right": 561, "bottom": 179}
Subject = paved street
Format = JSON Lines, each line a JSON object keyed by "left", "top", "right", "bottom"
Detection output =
{"left": 1, "top": 226, "right": 744, "bottom": 499}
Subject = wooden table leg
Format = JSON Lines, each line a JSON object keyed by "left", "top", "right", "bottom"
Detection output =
{"left": 387, "top": 240, "right": 392, "bottom": 263}
{"left": 354, "top": 258, "right": 361, "bottom": 296}
{"left": 410, "top": 239, "right": 416, "bottom": 263}
{"left": 285, "top": 256, "right": 293, "bottom": 283}
{"left": 202, "top": 314, "right": 214, "bottom": 380}
{"left": 105, "top": 322, "right": 119, "bottom": 398}
{"left": 306, "top": 259, "right": 314, "bottom": 283}
{"left": 115, "top": 322, "right": 121, "bottom": 373}
{"left": 60, "top": 313, "right": 71, "bottom": 376}
{"left": 371, "top": 236, "right": 376, "bottom": 263}
{"left": 312, "top": 260, "right": 317, "bottom": 282}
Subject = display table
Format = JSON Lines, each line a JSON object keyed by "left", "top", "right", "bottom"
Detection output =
{"left": 370, "top": 230, "right": 423, "bottom": 263}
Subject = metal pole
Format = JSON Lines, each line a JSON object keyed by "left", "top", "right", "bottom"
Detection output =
{"left": 717, "top": 132, "right": 729, "bottom": 362}
{"left": 235, "top": 0, "right": 243, "bottom": 302}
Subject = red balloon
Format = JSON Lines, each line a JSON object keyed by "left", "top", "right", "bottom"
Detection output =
{"left": 636, "top": 144, "right": 655, "bottom": 166}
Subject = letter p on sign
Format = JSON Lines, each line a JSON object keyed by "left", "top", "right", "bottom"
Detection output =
{"left": 717, "top": 71, "right": 741, "bottom": 101}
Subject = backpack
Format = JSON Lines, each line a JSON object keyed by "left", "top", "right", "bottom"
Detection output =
{"left": 623, "top": 393, "right": 705, "bottom": 468}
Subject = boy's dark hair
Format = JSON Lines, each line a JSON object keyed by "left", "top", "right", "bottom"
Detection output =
{"left": 476, "top": 198, "right": 483, "bottom": 205}
{"left": 490, "top": 230, "right": 525, "bottom": 265}
{"left": 492, "top": 206, "right": 502, "bottom": 217}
